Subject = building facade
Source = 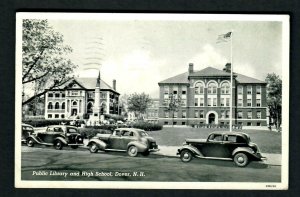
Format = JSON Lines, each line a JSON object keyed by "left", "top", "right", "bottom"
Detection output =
{"left": 44, "top": 72, "right": 120, "bottom": 120}
{"left": 144, "top": 98, "right": 159, "bottom": 123}
{"left": 158, "top": 63, "right": 267, "bottom": 127}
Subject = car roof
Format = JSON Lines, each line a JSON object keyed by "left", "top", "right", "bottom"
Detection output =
{"left": 210, "top": 131, "right": 249, "bottom": 138}
{"left": 22, "top": 123, "right": 33, "bottom": 127}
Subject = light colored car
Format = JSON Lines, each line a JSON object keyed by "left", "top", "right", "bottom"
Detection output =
{"left": 21, "top": 123, "right": 34, "bottom": 143}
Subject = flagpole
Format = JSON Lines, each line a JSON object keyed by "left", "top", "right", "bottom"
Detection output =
{"left": 229, "top": 31, "right": 233, "bottom": 132}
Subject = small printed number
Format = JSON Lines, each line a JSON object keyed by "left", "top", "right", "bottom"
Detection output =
{"left": 266, "top": 185, "right": 276, "bottom": 188}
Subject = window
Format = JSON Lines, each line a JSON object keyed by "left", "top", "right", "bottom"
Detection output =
{"left": 55, "top": 102, "right": 60, "bottom": 109}
{"left": 238, "top": 99, "right": 243, "bottom": 107}
{"left": 247, "top": 99, "right": 252, "bottom": 107}
{"left": 238, "top": 111, "right": 243, "bottom": 119}
{"left": 181, "top": 99, "right": 186, "bottom": 107}
{"left": 226, "top": 98, "right": 230, "bottom": 106}
{"left": 257, "top": 111, "right": 261, "bottom": 119}
{"left": 182, "top": 122, "right": 186, "bottom": 125}
{"left": 257, "top": 122, "right": 261, "bottom": 126}
{"left": 200, "top": 98, "right": 204, "bottom": 106}
{"left": 174, "top": 112, "right": 178, "bottom": 118}
{"left": 221, "top": 82, "right": 230, "bottom": 94}
{"left": 195, "top": 82, "right": 204, "bottom": 94}
{"left": 221, "top": 98, "right": 225, "bottom": 106}
{"left": 164, "top": 111, "right": 169, "bottom": 118}
{"left": 226, "top": 111, "right": 230, "bottom": 118}
{"left": 61, "top": 114, "right": 65, "bottom": 118}
{"left": 247, "top": 86, "right": 252, "bottom": 95}
{"left": 208, "top": 134, "right": 222, "bottom": 142}
{"left": 256, "top": 99, "right": 261, "bottom": 107}
{"left": 173, "top": 122, "right": 177, "bottom": 125}
{"left": 48, "top": 93, "right": 53, "bottom": 97}
{"left": 199, "top": 110, "right": 204, "bottom": 118}
{"left": 247, "top": 122, "right": 252, "bottom": 126}
{"left": 55, "top": 93, "right": 60, "bottom": 98}
{"left": 164, "top": 122, "right": 168, "bottom": 125}
{"left": 182, "top": 110, "right": 186, "bottom": 118}
{"left": 62, "top": 93, "right": 65, "bottom": 98}
{"left": 173, "top": 90, "right": 178, "bottom": 95}
{"left": 55, "top": 114, "right": 59, "bottom": 118}
{"left": 208, "top": 82, "right": 217, "bottom": 94}
{"left": 48, "top": 114, "right": 52, "bottom": 118}
{"left": 195, "top": 110, "right": 199, "bottom": 118}
{"left": 256, "top": 86, "right": 261, "bottom": 94}
{"left": 207, "top": 98, "right": 212, "bottom": 106}
{"left": 71, "top": 91, "right": 79, "bottom": 96}
{"left": 238, "top": 86, "right": 243, "bottom": 95}
{"left": 221, "top": 111, "right": 225, "bottom": 119}
{"left": 72, "top": 101, "right": 77, "bottom": 106}
{"left": 62, "top": 102, "right": 65, "bottom": 110}
{"left": 194, "top": 98, "right": 199, "bottom": 106}
{"left": 247, "top": 111, "right": 252, "bottom": 119}
{"left": 48, "top": 102, "right": 53, "bottom": 109}
{"left": 213, "top": 98, "right": 217, "bottom": 106}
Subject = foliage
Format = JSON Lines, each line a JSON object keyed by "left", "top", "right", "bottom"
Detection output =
{"left": 78, "top": 128, "right": 112, "bottom": 139}
{"left": 265, "top": 73, "right": 282, "bottom": 129}
{"left": 127, "top": 93, "right": 152, "bottom": 119}
{"left": 131, "top": 121, "right": 163, "bottom": 131}
{"left": 104, "top": 114, "right": 125, "bottom": 121}
{"left": 22, "top": 19, "right": 77, "bottom": 105}
{"left": 23, "top": 119, "right": 72, "bottom": 127}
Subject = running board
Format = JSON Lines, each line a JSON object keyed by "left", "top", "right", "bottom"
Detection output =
{"left": 104, "top": 149, "right": 126, "bottom": 152}
{"left": 195, "top": 155, "right": 233, "bottom": 161}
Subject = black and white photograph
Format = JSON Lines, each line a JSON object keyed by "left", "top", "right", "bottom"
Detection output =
{"left": 15, "top": 13, "right": 289, "bottom": 189}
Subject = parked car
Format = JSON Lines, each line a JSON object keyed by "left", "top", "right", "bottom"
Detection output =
{"left": 87, "top": 128, "right": 159, "bottom": 157}
{"left": 26, "top": 125, "right": 84, "bottom": 150}
{"left": 177, "top": 132, "right": 266, "bottom": 167}
{"left": 22, "top": 123, "right": 35, "bottom": 144}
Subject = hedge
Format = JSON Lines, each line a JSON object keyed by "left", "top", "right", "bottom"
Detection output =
{"left": 23, "top": 119, "right": 72, "bottom": 127}
{"left": 78, "top": 128, "right": 112, "bottom": 139}
{"left": 130, "top": 121, "right": 163, "bottom": 131}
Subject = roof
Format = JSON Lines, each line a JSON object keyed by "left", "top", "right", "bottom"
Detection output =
{"left": 210, "top": 131, "right": 250, "bottom": 138}
{"left": 74, "top": 77, "right": 115, "bottom": 90}
{"left": 159, "top": 66, "right": 266, "bottom": 84}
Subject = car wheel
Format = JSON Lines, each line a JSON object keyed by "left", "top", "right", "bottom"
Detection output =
{"left": 26, "top": 138, "right": 34, "bottom": 147}
{"left": 54, "top": 140, "right": 63, "bottom": 150}
{"left": 127, "top": 146, "right": 138, "bottom": 157}
{"left": 180, "top": 150, "right": 193, "bottom": 162}
{"left": 141, "top": 151, "right": 150, "bottom": 156}
{"left": 71, "top": 145, "right": 78, "bottom": 149}
{"left": 234, "top": 152, "right": 249, "bottom": 167}
{"left": 89, "top": 142, "right": 98, "bottom": 153}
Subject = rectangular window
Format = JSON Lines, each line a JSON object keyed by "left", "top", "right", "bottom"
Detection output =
{"left": 221, "top": 98, "right": 225, "bottom": 106}
{"left": 181, "top": 99, "right": 186, "bottom": 107}
{"left": 200, "top": 98, "right": 204, "bottom": 106}
{"left": 213, "top": 86, "right": 217, "bottom": 94}
{"left": 194, "top": 110, "right": 199, "bottom": 118}
{"left": 256, "top": 86, "right": 261, "bottom": 94}
{"left": 48, "top": 93, "right": 53, "bottom": 97}
{"left": 199, "top": 86, "right": 204, "bottom": 94}
{"left": 256, "top": 99, "right": 261, "bottom": 107}
{"left": 174, "top": 112, "right": 178, "bottom": 118}
{"left": 173, "top": 122, "right": 177, "bottom": 125}
{"left": 247, "top": 99, "right": 252, "bottom": 107}
{"left": 257, "top": 122, "right": 261, "bottom": 126}
{"left": 213, "top": 98, "right": 217, "bottom": 106}
{"left": 226, "top": 98, "right": 230, "bottom": 106}
{"left": 238, "top": 99, "right": 243, "bottom": 107}
{"left": 55, "top": 114, "right": 59, "bottom": 118}
{"left": 247, "top": 111, "right": 252, "bottom": 119}
{"left": 247, "top": 122, "right": 252, "bottom": 126}
{"left": 182, "top": 122, "right": 186, "bottom": 125}
{"left": 238, "top": 111, "right": 243, "bottom": 119}
{"left": 173, "top": 90, "right": 178, "bottom": 95}
{"left": 257, "top": 111, "right": 261, "bottom": 119}
{"left": 221, "top": 111, "right": 225, "bottom": 119}
{"left": 164, "top": 111, "right": 169, "bottom": 118}
{"left": 195, "top": 87, "right": 199, "bottom": 95}
{"left": 163, "top": 99, "right": 168, "bottom": 106}
{"left": 164, "top": 86, "right": 169, "bottom": 95}
{"left": 71, "top": 91, "right": 79, "bottom": 96}
{"left": 182, "top": 110, "right": 186, "bottom": 118}
{"left": 207, "top": 98, "right": 212, "bottom": 106}
{"left": 48, "top": 114, "right": 52, "bottom": 118}
{"left": 226, "top": 111, "right": 230, "bottom": 119}
{"left": 238, "top": 86, "right": 243, "bottom": 95}
{"left": 199, "top": 110, "right": 204, "bottom": 118}
{"left": 62, "top": 93, "right": 65, "bottom": 98}
{"left": 194, "top": 98, "right": 198, "bottom": 106}
{"left": 164, "top": 122, "right": 168, "bottom": 125}
{"left": 247, "top": 86, "right": 252, "bottom": 95}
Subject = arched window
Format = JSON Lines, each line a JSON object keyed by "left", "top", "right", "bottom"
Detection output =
{"left": 87, "top": 102, "right": 93, "bottom": 113}
{"left": 62, "top": 102, "right": 65, "bottom": 110}
{"left": 72, "top": 101, "right": 77, "bottom": 106}
{"left": 55, "top": 102, "right": 60, "bottom": 109}
{"left": 48, "top": 102, "right": 53, "bottom": 109}
{"left": 221, "top": 82, "right": 230, "bottom": 94}
{"left": 194, "top": 82, "right": 204, "bottom": 94}
{"left": 207, "top": 82, "right": 217, "bottom": 94}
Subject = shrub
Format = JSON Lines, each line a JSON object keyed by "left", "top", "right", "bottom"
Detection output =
{"left": 131, "top": 121, "right": 162, "bottom": 131}
{"left": 78, "top": 128, "right": 112, "bottom": 139}
{"left": 104, "top": 114, "right": 125, "bottom": 121}
{"left": 23, "top": 119, "right": 72, "bottom": 127}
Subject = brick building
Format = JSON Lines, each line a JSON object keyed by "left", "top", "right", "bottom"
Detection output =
{"left": 44, "top": 71, "right": 120, "bottom": 120}
{"left": 158, "top": 63, "right": 267, "bottom": 127}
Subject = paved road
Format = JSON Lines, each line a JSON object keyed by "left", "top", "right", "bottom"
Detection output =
{"left": 21, "top": 146, "right": 281, "bottom": 182}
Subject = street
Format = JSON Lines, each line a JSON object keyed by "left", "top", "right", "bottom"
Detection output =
{"left": 21, "top": 145, "right": 281, "bottom": 182}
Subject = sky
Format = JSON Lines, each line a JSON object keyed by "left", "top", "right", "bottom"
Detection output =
{"left": 48, "top": 14, "right": 284, "bottom": 98}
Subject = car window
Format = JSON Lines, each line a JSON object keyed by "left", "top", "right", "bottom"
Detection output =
{"left": 226, "top": 135, "right": 237, "bottom": 142}
{"left": 129, "top": 132, "right": 135, "bottom": 137}
{"left": 138, "top": 131, "right": 148, "bottom": 137}
{"left": 47, "top": 127, "right": 54, "bottom": 132}
{"left": 122, "top": 130, "right": 130, "bottom": 136}
{"left": 236, "top": 136, "right": 247, "bottom": 143}
{"left": 54, "top": 127, "right": 63, "bottom": 132}
{"left": 208, "top": 134, "right": 222, "bottom": 141}
{"left": 114, "top": 130, "right": 121, "bottom": 136}
{"left": 67, "top": 128, "right": 77, "bottom": 133}
{"left": 23, "top": 126, "right": 33, "bottom": 131}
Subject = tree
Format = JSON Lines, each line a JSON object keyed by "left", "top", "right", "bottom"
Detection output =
{"left": 127, "top": 93, "right": 152, "bottom": 120}
{"left": 165, "top": 93, "right": 182, "bottom": 126}
{"left": 265, "top": 73, "right": 282, "bottom": 130}
{"left": 22, "top": 19, "right": 77, "bottom": 106}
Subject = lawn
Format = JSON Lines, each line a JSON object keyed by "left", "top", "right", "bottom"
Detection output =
{"left": 148, "top": 127, "right": 282, "bottom": 154}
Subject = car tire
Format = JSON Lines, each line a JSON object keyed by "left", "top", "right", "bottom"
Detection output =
{"left": 234, "top": 152, "right": 249, "bottom": 167}
{"left": 89, "top": 142, "right": 98, "bottom": 153}
{"left": 26, "top": 138, "right": 34, "bottom": 147}
{"left": 180, "top": 150, "right": 193, "bottom": 162}
{"left": 127, "top": 145, "right": 138, "bottom": 157}
{"left": 54, "top": 140, "right": 63, "bottom": 150}
{"left": 141, "top": 151, "right": 150, "bottom": 156}
{"left": 71, "top": 145, "right": 78, "bottom": 149}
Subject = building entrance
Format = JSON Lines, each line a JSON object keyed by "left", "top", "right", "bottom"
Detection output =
{"left": 208, "top": 113, "right": 215, "bottom": 124}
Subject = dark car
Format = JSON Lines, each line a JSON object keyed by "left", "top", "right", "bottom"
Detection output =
{"left": 87, "top": 128, "right": 159, "bottom": 157}
{"left": 22, "top": 123, "right": 35, "bottom": 143}
{"left": 177, "top": 132, "right": 266, "bottom": 167}
{"left": 26, "top": 125, "right": 84, "bottom": 150}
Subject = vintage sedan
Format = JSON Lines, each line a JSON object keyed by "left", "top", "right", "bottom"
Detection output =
{"left": 87, "top": 128, "right": 159, "bottom": 157}
{"left": 21, "top": 123, "right": 35, "bottom": 143}
{"left": 177, "top": 132, "right": 266, "bottom": 167}
{"left": 26, "top": 125, "right": 84, "bottom": 150}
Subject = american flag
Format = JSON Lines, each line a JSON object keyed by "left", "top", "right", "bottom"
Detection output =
{"left": 216, "top": 32, "right": 232, "bottom": 43}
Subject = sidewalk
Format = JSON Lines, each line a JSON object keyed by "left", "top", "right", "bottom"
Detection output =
{"left": 153, "top": 146, "right": 281, "bottom": 166}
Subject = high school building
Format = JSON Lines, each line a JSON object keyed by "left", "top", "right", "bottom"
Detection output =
{"left": 158, "top": 63, "right": 267, "bottom": 127}
{"left": 44, "top": 71, "right": 120, "bottom": 120}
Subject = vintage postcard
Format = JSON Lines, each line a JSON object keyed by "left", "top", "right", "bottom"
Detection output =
{"left": 15, "top": 13, "right": 289, "bottom": 189}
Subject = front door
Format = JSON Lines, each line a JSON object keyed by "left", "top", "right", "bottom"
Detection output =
{"left": 208, "top": 113, "right": 215, "bottom": 124}
{"left": 71, "top": 109, "right": 78, "bottom": 116}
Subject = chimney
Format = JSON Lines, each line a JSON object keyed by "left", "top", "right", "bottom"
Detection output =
{"left": 113, "top": 79, "right": 116, "bottom": 90}
{"left": 188, "top": 63, "right": 194, "bottom": 74}
{"left": 223, "top": 63, "right": 231, "bottom": 73}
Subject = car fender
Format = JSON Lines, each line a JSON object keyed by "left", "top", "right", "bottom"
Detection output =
{"left": 87, "top": 138, "right": 107, "bottom": 150}
{"left": 127, "top": 141, "right": 148, "bottom": 152}
{"left": 27, "top": 135, "right": 41, "bottom": 144}
{"left": 179, "top": 144, "right": 204, "bottom": 157}
{"left": 54, "top": 137, "right": 68, "bottom": 145}
{"left": 232, "top": 147, "right": 255, "bottom": 157}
